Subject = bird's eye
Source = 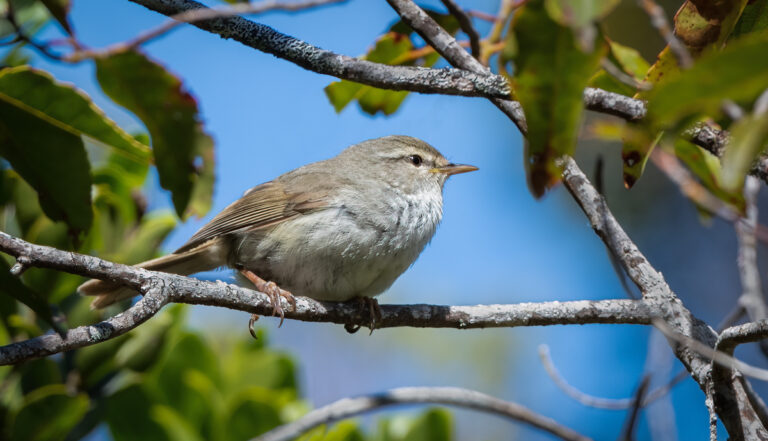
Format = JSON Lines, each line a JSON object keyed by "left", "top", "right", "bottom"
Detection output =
{"left": 408, "top": 155, "right": 423, "bottom": 166}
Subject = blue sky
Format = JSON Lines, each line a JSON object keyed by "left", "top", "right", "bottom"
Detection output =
{"left": 26, "top": 1, "right": 734, "bottom": 439}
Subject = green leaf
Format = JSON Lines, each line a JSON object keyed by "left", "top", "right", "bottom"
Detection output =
{"left": 646, "top": 31, "right": 768, "bottom": 131}
{"left": 0, "top": 67, "right": 150, "bottom": 163}
{"left": 0, "top": 259, "right": 56, "bottom": 329}
{"left": 0, "top": 0, "right": 49, "bottom": 39}
{"left": 325, "top": 33, "right": 414, "bottom": 116}
{"left": 722, "top": 111, "right": 768, "bottom": 191}
{"left": 9, "top": 385, "right": 89, "bottom": 441}
{"left": 224, "top": 388, "right": 284, "bottom": 440}
{"left": 96, "top": 50, "right": 214, "bottom": 218}
{"left": 151, "top": 405, "right": 206, "bottom": 441}
{"left": 732, "top": 0, "right": 768, "bottom": 37}
{"left": 403, "top": 408, "right": 452, "bottom": 441}
{"left": 106, "top": 384, "right": 170, "bottom": 441}
{"left": 326, "top": 9, "right": 460, "bottom": 116}
{"left": 675, "top": 139, "right": 745, "bottom": 209}
{"left": 588, "top": 40, "right": 650, "bottom": 95}
{"left": 512, "top": 0, "right": 606, "bottom": 197}
{"left": 0, "top": 98, "right": 92, "bottom": 233}
{"left": 544, "top": 0, "right": 620, "bottom": 29}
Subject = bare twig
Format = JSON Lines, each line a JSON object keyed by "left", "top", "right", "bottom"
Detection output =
{"left": 637, "top": 0, "right": 692, "bottom": 69}
{"left": 618, "top": 376, "right": 651, "bottom": 441}
{"left": 0, "top": 231, "right": 653, "bottom": 365}
{"left": 599, "top": 59, "right": 651, "bottom": 92}
{"left": 439, "top": 0, "right": 481, "bottom": 59}
{"left": 539, "top": 345, "right": 686, "bottom": 410}
{"left": 650, "top": 147, "right": 741, "bottom": 221}
{"left": 123, "top": 0, "right": 511, "bottom": 99}
{"left": 67, "top": 0, "right": 346, "bottom": 61}
{"left": 736, "top": 177, "right": 768, "bottom": 336}
{"left": 653, "top": 319, "right": 768, "bottom": 382}
{"left": 251, "top": 387, "right": 594, "bottom": 441}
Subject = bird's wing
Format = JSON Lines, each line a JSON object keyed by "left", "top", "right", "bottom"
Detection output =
{"left": 174, "top": 179, "right": 331, "bottom": 254}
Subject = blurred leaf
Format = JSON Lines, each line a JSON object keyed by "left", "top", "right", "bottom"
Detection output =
{"left": 674, "top": 0, "right": 748, "bottom": 55}
{"left": 224, "top": 339, "right": 297, "bottom": 392}
{"left": 675, "top": 139, "right": 745, "bottom": 209}
{"left": 403, "top": 408, "right": 452, "bottom": 441}
{"left": 0, "top": 67, "right": 151, "bottom": 163}
{"left": 544, "top": 0, "right": 619, "bottom": 49}
{"left": 106, "top": 383, "right": 170, "bottom": 441}
{"left": 114, "top": 301, "right": 175, "bottom": 372}
{"left": 149, "top": 332, "right": 220, "bottom": 424}
{"left": 224, "top": 388, "right": 285, "bottom": 440}
{"left": 512, "top": 0, "right": 606, "bottom": 197}
{"left": 721, "top": 111, "right": 768, "bottom": 191}
{"left": 0, "top": 98, "right": 92, "bottom": 233}
{"left": 9, "top": 384, "right": 89, "bottom": 441}
{"left": 0, "top": 259, "right": 55, "bottom": 328}
{"left": 732, "top": 0, "right": 768, "bottom": 37}
{"left": 18, "top": 357, "right": 61, "bottom": 394}
{"left": 74, "top": 334, "right": 130, "bottom": 389}
{"left": 96, "top": 50, "right": 213, "bottom": 219}
{"left": 152, "top": 405, "right": 206, "bottom": 441}
{"left": 39, "top": 0, "right": 72, "bottom": 34}
{"left": 588, "top": 40, "right": 650, "bottom": 95}
{"left": 0, "top": 0, "right": 49, "bottom": 39}
{"left": 646, "top": 32, "right": 768, "bottom": 131}
{"left": 1, "top": 44, "right": 30, "bottom": 68}
{"left": 545, "top": 0, "right": 619, "bottom": 28}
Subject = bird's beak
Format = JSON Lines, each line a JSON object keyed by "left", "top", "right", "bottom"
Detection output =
{"left": 430, "top": 163, "right": 479, "bottom": 176}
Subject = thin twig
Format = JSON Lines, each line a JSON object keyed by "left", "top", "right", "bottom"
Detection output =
{"left": 650, "top": 147, "right": 741, "bottom": 222}
{"left": 439, "top": 0, "right": 481, "bottom": 59}
{"left": 637, "top": 0, "right": 692, "bottom": 68}
{"left": 618, "top": 376, "right": 651, "bottom": 441}
{"left": 251, "top": 387, "right": 594, "bottom": 441}
{"left": 600, "top": 59, "right": 651, "bottom": 92}
{"left": 735, "top": 176, "right": 768, "bottom": 357}
{"left": 653, "top": 319, "right": 768, "bottom": 382}
{"left": 66, "top": 0, "right": 346, "bottom": 61}
{"left": 538, "top": 345, "right": 686, "bottom": 410}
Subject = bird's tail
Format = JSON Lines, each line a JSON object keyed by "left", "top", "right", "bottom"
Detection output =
{"left": 78, "top": 239, "right": 227, "bottom": 309}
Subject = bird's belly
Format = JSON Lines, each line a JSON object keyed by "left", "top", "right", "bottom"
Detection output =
{"left": 232, "top": 205, "right": 437, "bottom": 301}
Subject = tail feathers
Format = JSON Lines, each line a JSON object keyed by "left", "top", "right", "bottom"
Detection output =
{"left": 79, "top": 239, "right": 227, "bottom": 309}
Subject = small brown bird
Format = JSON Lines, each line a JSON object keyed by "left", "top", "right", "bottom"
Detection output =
{"left": 79, "top": 136, "right": 476, "bottom": 324}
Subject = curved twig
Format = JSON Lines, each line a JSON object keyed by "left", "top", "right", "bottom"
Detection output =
{"left": 251, "top": 387, "right": 594, "bottom": 441}
{"left": 538, "top": 345, "right": 688, "bottom": 410}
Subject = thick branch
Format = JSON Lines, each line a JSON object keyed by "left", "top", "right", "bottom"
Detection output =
{"left": 127, "top": 0, "right": 511, "bottom": 99}
{"left": 0, "top": 231, "right": 652, "bottom": 365}
{"left": 252, "top": 387, "right": 593, "bottom": 441}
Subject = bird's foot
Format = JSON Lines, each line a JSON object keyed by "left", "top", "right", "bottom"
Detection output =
{"left": 344, "top": 297, "right": 382, "bottom": 335}
{"left": 240, "top": 269, "right": 296, "bottom": 327}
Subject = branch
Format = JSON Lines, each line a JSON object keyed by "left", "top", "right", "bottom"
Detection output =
{"left": 126, "top": 0, "right": 511, "bottom": 99}
{"left": 439, "top": 0, "right": 481, "bottom": 59}
{"left": 251, "top": 387, "right": 594, "bottom": 441}
{"left": 0, "top": 231, "right": 652, "bottom": 365}
{"left": 66, "top": 0, "right": 348, "bottom": 62}
{"left": 124, "top": 0, "right": 751, "bottom": 173}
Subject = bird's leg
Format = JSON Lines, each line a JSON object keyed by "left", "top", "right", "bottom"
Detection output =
{"left": 240, "top": 269, "right": 296, "bottom": 327}
{"left": 344, "top": 297, "right": 382, "bottom": 334}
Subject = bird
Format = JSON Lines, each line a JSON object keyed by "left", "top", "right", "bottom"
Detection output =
{"left": 78, "top": 135, "right": 477, "bottom": 328}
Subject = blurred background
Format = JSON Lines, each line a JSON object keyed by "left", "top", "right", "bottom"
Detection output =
{"left": 5, "top": 0, "right": 766, "bottom": 439}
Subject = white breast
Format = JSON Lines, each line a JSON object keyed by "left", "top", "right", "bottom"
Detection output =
{"left": 237, "top": 184, "right": 444, "bottom": 301}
